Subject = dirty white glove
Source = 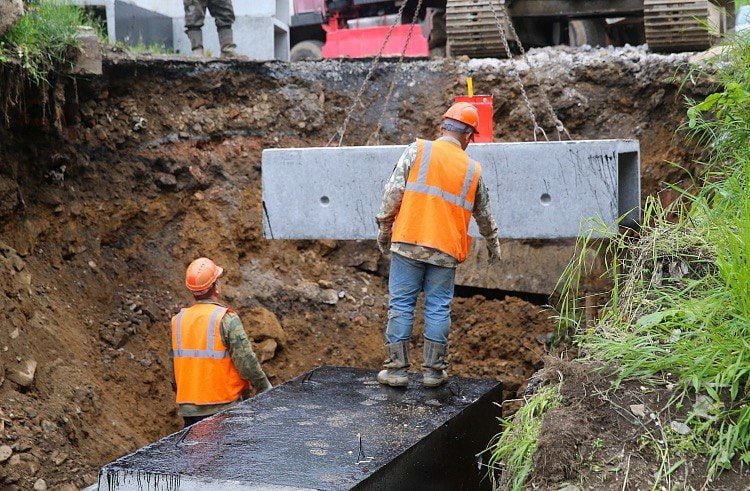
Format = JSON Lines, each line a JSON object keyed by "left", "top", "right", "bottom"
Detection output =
{"left": 377, "top": 229, "right": 392, "bottom": 255}
{"left": 487, "top": 237, "right": 502, "bottom": 265}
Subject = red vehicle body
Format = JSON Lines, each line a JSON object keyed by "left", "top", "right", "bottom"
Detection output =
{"left": 290, "top": 0, "right": 430, "bottom": 60}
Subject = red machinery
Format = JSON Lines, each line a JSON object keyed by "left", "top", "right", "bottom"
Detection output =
{"left": 290, "top": 0, "right": 429, "bottom": 60}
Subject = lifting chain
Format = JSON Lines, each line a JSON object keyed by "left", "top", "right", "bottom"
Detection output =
{"left": 367, "top": 0, "right": 426, "bottom": 145}
{"left": 327, "top": 0, "right": 414, "bottom": 147}
{"left": 487, "top": 0, "right": 572, "bottom": 141}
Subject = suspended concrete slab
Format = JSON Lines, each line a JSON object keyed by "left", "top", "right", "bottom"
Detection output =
{"left": 262, "top": 140, "right": 640, "bottom": 240}
{"left": 97, "top": 366, "right": 503, "bottom": 490}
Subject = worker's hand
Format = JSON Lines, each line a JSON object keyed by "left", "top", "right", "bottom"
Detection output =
{"left": 377, "top": 230, "right": 392, "bottom": 255}
{"left": 487, "top": 238, "right": 502, "bottom": 265}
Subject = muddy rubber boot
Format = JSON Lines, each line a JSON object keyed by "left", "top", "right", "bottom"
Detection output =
{"left": 422, "top": 339, "right": 448, "bottom": 388}
{"left": 376, "top": 342, "right": 409, "bottom": 387}
{"left": 186, "top": 29, "right": 204, "bottom": 57}
{"left": 218, "top": 27, "right": 237, "bottom": 57}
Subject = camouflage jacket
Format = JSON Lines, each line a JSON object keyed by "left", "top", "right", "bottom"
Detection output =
{"left": 376, "top": 136, "right": 501, "bottom": 268}
{"left": 175, "top": 299, "right": 272, "bottom": 417}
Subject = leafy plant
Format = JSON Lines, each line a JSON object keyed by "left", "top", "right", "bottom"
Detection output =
{"left": 0, "top": 0, "right": 98, "bottom": 85}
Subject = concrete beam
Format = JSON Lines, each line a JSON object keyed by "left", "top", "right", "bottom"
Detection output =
{"left": 262, "top": 140, "right": 640, "bottom": 240}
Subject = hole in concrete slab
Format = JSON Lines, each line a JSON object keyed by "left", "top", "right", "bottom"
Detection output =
{"left": 540, "top": 193, "right": 552, "bottom": 206}
{"left": 320, "top": 196, "right": 330, "bottom": 206}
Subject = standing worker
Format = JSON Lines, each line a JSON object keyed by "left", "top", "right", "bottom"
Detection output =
{"left": 172, "top": 257, "right": 272, "bottom": 427}
{"left": 183, "top": 0, "right": 237, "bottom": 57}
{"left": 375, "top": 102, "right": 502, "bottom": 388}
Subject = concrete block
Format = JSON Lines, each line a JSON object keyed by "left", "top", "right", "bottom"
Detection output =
{"left": 98, "top": 366, "right": 502, "bottom": 490}
{"left": 66, "top": 27, "right": 103, "bottom": 76}
{"left": 69, "top": 0, "right": 116, "bottom": 40}
{"left": 262, "top": 140, "right": 641, "bottom": 240}
{"left": 114, "top": 0, "right": 174, "bottom": 48}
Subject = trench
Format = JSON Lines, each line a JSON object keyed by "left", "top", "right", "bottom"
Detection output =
{"left": 0, "top": 48, "right": 711, "bottom": 489}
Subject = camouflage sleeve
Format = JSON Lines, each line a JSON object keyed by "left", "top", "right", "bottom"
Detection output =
{"left": 221, "top": 312, "right": 272, "bottom": 392}
{"left": 473, "top": 176, "right": 500, "bottom": 241}
{"left": 375, "top": 142, "right": 418, "bottom": 234}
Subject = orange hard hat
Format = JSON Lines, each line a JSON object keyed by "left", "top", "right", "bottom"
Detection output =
{"left": 185, "top": 257, "right": 223, "bottom": 294}
{"left": 443, "top": 102, "right": 480, "bottom": 134}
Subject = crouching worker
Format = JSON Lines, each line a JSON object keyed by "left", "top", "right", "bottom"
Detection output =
{"left": 375, "top": 102, "right": 502, "bottom": 388}
{"left": 172, "top": 257, "right": 272, "bottom": 427}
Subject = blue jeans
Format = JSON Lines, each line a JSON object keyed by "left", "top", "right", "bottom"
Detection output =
{"left": 386, "top": 253, "right": 456, "bottom": 345}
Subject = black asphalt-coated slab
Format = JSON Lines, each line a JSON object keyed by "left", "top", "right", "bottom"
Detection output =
{"left": 98, "top": 366, "right": 503, "bottom": 490}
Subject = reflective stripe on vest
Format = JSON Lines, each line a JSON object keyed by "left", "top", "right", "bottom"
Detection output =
{"left": 404, "top": 140, "right": 479, "bottom": 212}
{"left": 172, "top": 306, "right": 229, "bottom": 359}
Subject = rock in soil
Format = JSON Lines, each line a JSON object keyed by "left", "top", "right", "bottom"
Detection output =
{"left": 246, "top": 307, "right": 288, "bottom": 345}
{"left": 0, "top": 445, "right": 12, "bottom": 463}
{"left": 0, "top": 0, "right": 23, "bottom": 38}
{"left": 254, "top": 338, "right": 278, "bottom": 363}
{"left": 6, "top": 359, "right": 37, "bottom": 387}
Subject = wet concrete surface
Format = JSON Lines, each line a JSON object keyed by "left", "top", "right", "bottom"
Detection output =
{"left": 98, "top": 366, "right": 503, "bottom": 490}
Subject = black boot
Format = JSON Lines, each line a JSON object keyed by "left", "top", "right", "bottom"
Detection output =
{"left": 186, "top": 28, "right": 204, "bottom": 56}
{"left": 218, "top": 27, "right": 237, "bottom": 57}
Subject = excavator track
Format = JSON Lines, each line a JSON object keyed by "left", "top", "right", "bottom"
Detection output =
{"left": 644, "top": 0, "right": 725, "bottom": 52}
{"left": 446, "top": 0, "right": 516, "bottom": 58}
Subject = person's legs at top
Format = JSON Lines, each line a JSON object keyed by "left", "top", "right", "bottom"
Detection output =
{"left": 183, "top": 0, "right": 208, "bottom": 56}
{"left": 207, "top": 0, "right": 236, "bottom": 55}
{"left": 377, "top": 253, "right": 425, "bottom": 387}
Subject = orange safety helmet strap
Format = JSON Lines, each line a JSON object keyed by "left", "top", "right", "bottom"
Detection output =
{"left": 172, "top": 306, "right": 229, "bottom": 359}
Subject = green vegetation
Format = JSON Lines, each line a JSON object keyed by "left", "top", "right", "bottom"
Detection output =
{"left": 486, "top": 33, "right": 749, "bottom": 491}
{"left": 485, "top": 385, "right": 561, "bottom": 491}
{"left": 0, "top": 0, "right": 96, "bottom": 85}
{"left": 562, "top": 33, "right": 750, "bottom": 482}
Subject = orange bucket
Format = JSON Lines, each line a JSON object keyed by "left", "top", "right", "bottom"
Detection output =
{"left": 454, "top": 95, "right": 494, "bottom": 143}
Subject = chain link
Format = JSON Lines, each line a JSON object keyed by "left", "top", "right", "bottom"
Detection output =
{"left": 486, "top": 0, "right": 546, "bottom": 141}
{"left": 327, "top": 1, "right": 413, "bottom": 147}
{"left": 501, "top": 2, "right": 571, "bottom": 140}
{"left": 367, "top": 0, "right": 426, "bottom": 146}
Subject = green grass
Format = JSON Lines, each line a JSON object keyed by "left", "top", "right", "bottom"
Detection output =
{"left": 557, "top": 33, "right": 750, "bottom": 482}
{"left": 0, "top": 0, "right": 97, "bottom": 85}
{"left": 484, "top": 385, "right": 562, "bottom": 491}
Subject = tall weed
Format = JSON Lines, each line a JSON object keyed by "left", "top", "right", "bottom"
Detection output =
{"left": 562, "top": 35, "right": 750, "bottom": 479}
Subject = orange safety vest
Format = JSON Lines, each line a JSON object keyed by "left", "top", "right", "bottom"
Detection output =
{"left": 392, "top": 139, "right": 482, "bottom": 263}
{"left": 171, "top": 303, "right": 249, "bottom": 405}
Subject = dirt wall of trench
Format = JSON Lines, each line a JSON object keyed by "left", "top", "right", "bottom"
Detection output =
{"left": 0, "top": 46, "right": 714, "bottom": 489}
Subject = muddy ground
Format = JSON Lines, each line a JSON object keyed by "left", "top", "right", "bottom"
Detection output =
{"left": 0, "top": 46, "right": 714, "bottom": 489}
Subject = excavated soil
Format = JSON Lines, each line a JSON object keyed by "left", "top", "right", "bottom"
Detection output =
{"left": 527, "top": 358, "right": 750, "bottom": 490}
{"left": 0, "top": 46, "right": 715, "bottom": 489}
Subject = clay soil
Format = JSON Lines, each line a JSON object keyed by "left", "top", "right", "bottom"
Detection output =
{"left": 0, "top": 47, "right": 715, "bottom": 489}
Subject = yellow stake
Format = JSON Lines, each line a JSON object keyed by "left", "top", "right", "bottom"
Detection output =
{"left": 467, "top": 77, "right": 474, "bottom": 97}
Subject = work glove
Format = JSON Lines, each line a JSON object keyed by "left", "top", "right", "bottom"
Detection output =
{"left": 487, "top": 237, "right": 502, "bottom": 265}
{"left": 377, "top": 228, "right": 392, "bottom": 255}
